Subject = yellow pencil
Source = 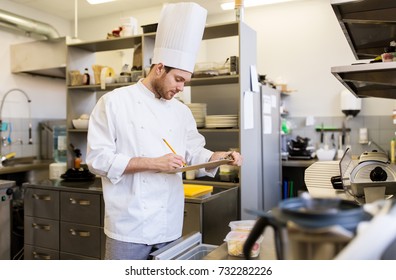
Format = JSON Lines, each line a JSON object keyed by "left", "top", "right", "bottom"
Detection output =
{"left": 162, "top": 138, "right": 187, "bottom": 166}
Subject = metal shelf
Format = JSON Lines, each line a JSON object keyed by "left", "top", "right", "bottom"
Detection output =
{"left": 331, "top": 0, "right": 396, "bottom": 99}
{"left": 67, "top": 82, "right": 136, "bottom": 91}
{"left": 68, "top": 35, "right": 142, "bottom": 52}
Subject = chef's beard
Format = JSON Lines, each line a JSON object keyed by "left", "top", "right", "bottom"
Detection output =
{"left": 152, "top": 74, "right": 174, "bottom": 100}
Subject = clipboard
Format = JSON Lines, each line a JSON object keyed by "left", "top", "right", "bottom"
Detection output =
{"left": 166, "top": 159, "right": 233, "bottom": 173}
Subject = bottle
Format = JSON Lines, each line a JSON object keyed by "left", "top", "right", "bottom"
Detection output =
{"left": 82, "top": 68, "right": 90, "bottom": 85}
{"left": 391, "top": 138, "right": 395, "bottom": 164}
{"left": 74, "top": 148, "right": 82, "bottom": 169}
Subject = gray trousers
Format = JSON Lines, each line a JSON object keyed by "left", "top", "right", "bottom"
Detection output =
{"left": 105, "top": 236, "right": 172, "bottom": 260}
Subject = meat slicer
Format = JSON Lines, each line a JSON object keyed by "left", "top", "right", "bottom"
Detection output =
{"left": 305, "top": 148, "right": 396, "bottom": 203}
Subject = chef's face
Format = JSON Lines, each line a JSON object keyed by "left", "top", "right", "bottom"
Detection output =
{"left": 153, "top": 64, "right": 192, "bottom": 100}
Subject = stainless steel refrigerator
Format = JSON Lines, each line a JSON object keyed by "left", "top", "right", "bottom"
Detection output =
{"left": 260, "top": 85, "right": 282, "bottom": 211}
{"left": 240, "top": 84, "right": 281, "bottom": 219}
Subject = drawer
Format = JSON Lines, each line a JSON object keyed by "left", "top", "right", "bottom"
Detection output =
{"left": 60, "top": 191, "right": 101, "bottom": 226}
{"left": 24, "top": 216, "right": 59, "bottom": 250}
{"left": 24, "top": 188, "right": 59, "bottom": 219}
{"left": 60, "top": 252, "right": 98, "bottom": 260}
{"left": 24, "top": 245, "right": 59, "bottom": 260}
{"left": 183, "top": 203, "right": 201, "bottom": 236}
{"left": 60, "top": 222, "right": 101, "bottom": 259}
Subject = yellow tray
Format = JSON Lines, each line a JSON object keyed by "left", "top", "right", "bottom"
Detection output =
{"left": 183, "top": 184, "right": 213, "bottom": 198}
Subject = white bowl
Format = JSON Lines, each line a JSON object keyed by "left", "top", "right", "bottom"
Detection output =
{"left": 72, "top": 119, "right": 89, "bottom": 129}
{"left": 316, "top": 148, "right": 336, "bottom": 161}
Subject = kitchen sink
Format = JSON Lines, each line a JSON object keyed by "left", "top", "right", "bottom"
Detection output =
{"left": 2, "top": 156, "right": 37, "bottom": 167}
{"left": 176, "top": 244, "right": 218, "bottom": 260}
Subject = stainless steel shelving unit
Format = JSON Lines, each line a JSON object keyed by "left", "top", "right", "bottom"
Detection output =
{"left": 331, "top": 0, "right": 396, "bottom": 99}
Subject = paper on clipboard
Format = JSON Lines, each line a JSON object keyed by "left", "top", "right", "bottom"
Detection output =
{"left": 166, "top": 159, "right": 233, "bottom": 173}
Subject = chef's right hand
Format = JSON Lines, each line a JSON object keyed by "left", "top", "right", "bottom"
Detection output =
{"left": 157, "top": 153, "right": 186, "bottom": 172}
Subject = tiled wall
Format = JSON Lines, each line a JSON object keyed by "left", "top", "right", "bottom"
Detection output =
{"left": 0, "top": 118, "right": 41, "bottom": 158}
{"left": 283, "top": 115, "right": 395, "bottom": 157}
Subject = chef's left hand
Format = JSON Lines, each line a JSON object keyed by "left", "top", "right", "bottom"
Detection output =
{"left": 210, "top": 151, "right": 242, "bottom": 166}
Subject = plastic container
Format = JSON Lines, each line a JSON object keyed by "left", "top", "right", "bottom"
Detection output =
{"left": 228, "top": 220, "right": 256, "bottom": 232}
{"left": 224, "top": 231, "right": 263, "bottom": 258}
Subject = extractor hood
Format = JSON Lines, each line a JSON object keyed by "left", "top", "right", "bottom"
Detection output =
{"left": 330, "top": 0, "right": 396, "bottom": 99}
{"left": 10, "top": 37, "right": 67, "bottom": 79}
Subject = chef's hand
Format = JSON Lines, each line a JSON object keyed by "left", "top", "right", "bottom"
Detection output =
{"left": 156, "top": 153, "right": 186, "bottom": 172}
{"left": 124, "top": 154, "right": 185, "bottom": 174}
{"left": 210, "top": 151, "right": 243, "bottom": 166}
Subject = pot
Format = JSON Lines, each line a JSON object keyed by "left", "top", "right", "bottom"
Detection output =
{"left": 243, "top": 196, "right": 372, "bottom": 260}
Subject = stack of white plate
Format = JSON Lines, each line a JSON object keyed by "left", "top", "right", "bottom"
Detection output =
{"left": 187, "top": 103, "right": 207, "bottom": 128}
{"left": 205, "top": 114, "right": 238, "bottom": 128}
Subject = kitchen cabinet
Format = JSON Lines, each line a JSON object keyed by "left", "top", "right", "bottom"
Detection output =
{"left": 65, "top": 21, "right": 260, "bottom": 219}
{"left": 23, "top": 181, "right": 104, "bottom": 260}
{"left": 23, "top": 180, "right": 238, "bottom": 259}
{"left": 331, "top": 0, "right": 396, "bottom": 99}
{"left": 183, "top": 186, "right": 239, "bottom": 245}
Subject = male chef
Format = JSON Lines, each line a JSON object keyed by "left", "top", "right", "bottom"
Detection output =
{"left": 86, "top": 2, "right": 242, "bottom": 260}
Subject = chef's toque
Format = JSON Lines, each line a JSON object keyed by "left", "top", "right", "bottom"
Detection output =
{"left": 152, "top": 2, "right": 207, "bottom": 73}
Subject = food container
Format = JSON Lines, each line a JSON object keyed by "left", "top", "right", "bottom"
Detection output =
{"left": 224, "top": 231, "right": 263, "bottom": 258}
{"left": 69, "top": 70, "right": 83, "bottom": 86}
{"left": 117, "top": 75, "right": 131, "bottom": 83}
{"left": 229, "top": 220, "right": 256, "bottom": 232}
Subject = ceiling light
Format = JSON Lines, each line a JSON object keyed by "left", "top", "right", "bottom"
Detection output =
{"left": 221, "top": 0, "right": 295, "bottom": 10}
{"left": 86, "top": 0, "right": 116, "bottom": 4}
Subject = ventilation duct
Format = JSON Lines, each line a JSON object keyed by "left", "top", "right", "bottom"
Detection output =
{"left": 0, "top": 8, "right": 59, "bottom": 39}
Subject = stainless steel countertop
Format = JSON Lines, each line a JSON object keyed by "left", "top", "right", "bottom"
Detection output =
{"left": 203, "top": 227, "right": 277, "bottom": 260}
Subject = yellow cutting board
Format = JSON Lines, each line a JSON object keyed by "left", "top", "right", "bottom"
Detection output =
{"left": 183, "top": 184, "right": 213, "bottom": 198}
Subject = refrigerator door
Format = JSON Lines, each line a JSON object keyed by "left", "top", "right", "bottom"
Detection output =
{"left": 261, "top": 85, "right": 282, "bottom": 211}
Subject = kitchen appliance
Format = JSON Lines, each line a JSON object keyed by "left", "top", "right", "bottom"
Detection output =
{"left": 0, "top": 180, "right": 16, "bottom": 260}
{"left": 150, "top": 232, "right": 217, "bottom": 260}
{"left": 243, "top": 195, "right": 372, "bottom": 260}
{"left": 336, "top": 149, "right": 396, "bottom": 200}
{"left": 287, "top": 136, "right": 314, "bottom": 160}
{"left": 305, "top": 148, "right": 396, "bottom": 203}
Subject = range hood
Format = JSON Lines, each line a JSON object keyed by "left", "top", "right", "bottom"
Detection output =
{"left": 330, "top": 0, "right": 396, "bottom": 99}
{"left": 10, "top": 37, "right": 67, "bottom": 79}
{"left": 2, "top": 8, "right": 67, "bottom": 79}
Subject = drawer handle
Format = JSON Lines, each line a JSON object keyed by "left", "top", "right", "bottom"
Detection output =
{"left": 69, "top": 198, "right": 91, "bottom": 206}
{"left": 32, "top": 194, "right": 51, "bottom": 201}
{"left": 32, "top": 251, "right": 51, "bottom": 260}
{"left": 32, "top": 223, "right": 51, "bottom": 231}
{"left": 69, "top": 228, "right": 91, "bottom": 237}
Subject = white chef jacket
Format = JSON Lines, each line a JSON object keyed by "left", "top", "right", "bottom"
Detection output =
{"left": 86, "top": 80, "right": 215, "bottom": 245}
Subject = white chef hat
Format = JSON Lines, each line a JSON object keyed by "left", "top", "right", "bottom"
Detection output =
{"left": 152, "top": 2, "right": 207, "bottom": 73}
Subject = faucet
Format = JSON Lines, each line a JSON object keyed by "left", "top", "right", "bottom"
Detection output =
{"left": 0, "top": 88, "right": 32, "bottom": 156}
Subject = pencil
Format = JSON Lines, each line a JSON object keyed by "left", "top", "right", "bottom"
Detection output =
{"left": 162, "top": 138, "right": 177, "bottom": 154}
{"left": 162, "top": 138, "right": 187, "bottom": 166}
